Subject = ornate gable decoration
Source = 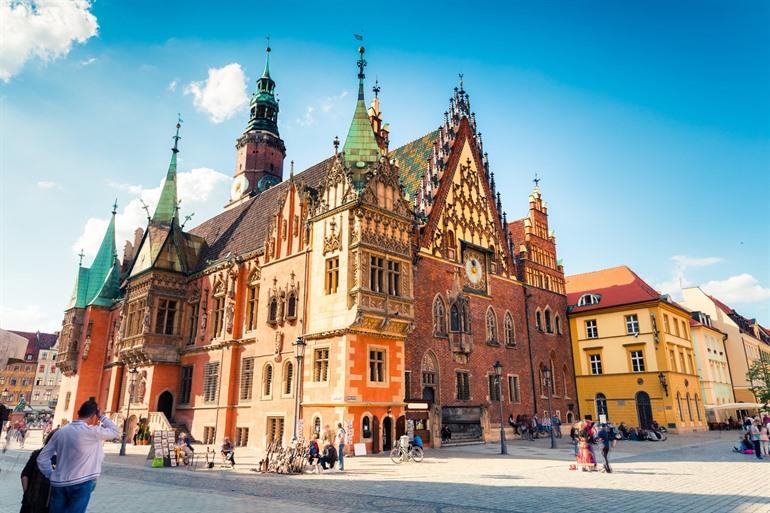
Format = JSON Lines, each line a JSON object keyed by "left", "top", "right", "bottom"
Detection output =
{"left": 315, "top": 156, "right": 356, "bottom": 216}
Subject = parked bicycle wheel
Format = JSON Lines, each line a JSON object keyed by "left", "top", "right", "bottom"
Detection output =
{"left": 410, "top": 446, "right": 424, "bottom": 462}
{"left": 390, "top": 447, "right": 404, "bottom": 463}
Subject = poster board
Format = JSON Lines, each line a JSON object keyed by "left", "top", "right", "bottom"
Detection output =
{"left": 147, "top": 430, "right": 177, "bottom": 467}
{"left": 353, "top": 443, "right": 367, "bottom": 456}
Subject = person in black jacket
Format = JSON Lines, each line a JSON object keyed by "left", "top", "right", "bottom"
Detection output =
{"left": 20, "top": 429, "right": 58, "bottom": 513}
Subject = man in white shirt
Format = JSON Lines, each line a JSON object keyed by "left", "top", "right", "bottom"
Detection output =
{"left": 38, "top": 400, "right": 119, "bottom": 513}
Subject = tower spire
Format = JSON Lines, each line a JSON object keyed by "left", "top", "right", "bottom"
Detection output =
{"left": 152, "top": 118, "right": 181, "bottom": 224}
{"left": 343, "top": 45, "right": 380, "bottom": 171}
{"left": 263, "top": 36, "right": 272, "bottom": 78}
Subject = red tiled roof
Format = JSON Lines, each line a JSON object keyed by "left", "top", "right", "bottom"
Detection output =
{"left": 565, "top": 265, "right": 662, "bottom": 313}
{"left": 9, "top": 331, "right": 58, "bottom": 361}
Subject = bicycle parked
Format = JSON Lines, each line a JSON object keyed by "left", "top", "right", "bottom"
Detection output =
{"left": 390, "top": 435, "right": 424, "bottom": 464}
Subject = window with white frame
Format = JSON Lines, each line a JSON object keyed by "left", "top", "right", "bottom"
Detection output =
{"left": 589, "top": 354, "right": 603, "bottom": 375}
{"left": 625, "top": 314, "right": 639, "bottom": 335}
{"left": 630, "top": 350, "right": 645, "bottom": 372}
{"left": 585, "top": 319, "right": 598, "bottom": 339}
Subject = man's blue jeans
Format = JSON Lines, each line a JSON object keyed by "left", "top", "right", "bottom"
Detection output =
{"left": 338, "top": 443, "right": 345, "bottom": 470}
{"left": 50, "top": 480, "right": 96, "bottom": 513}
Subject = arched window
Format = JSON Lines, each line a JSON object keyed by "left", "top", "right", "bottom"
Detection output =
{"left": 544, "top": 308, "right": 553, "bottom": 334}
{"left": 535, "top": 310, "right": 543, "bottom": 331}
{"left": 676, "top": 392, "right": 683, "bottom": 421}
{"left": 562, "top": 365, "right": 569, "bottom": 398}
{"left": 313, "top": 416, "right": 321, "bottom": 435}
{"left": 461, "top": 301, "right": 471, "bottom": 332}
{"left": 286, "top": 293, "right": 297, "bottom": 320}
{"left": 263, "top": 363, "right": 273, "bottom": 397}
{"left": 686, "top": 392, "right": 693, "bottom": 422}
{"left": 577, "top": 294, "right": 601, "bottom": 307}
{"left": 694, "top": 394, "right": 702, "bottom": 421}
{"left": 504, "top": 312, "right": 515, "bottom": 346}
{"left": 555, "top": 315, "right": 562, "bottom": 335}
{"left": 446, "top": 230, "right": 456, "bottom": 258}
{"left": 362, "top": 416, "right": 371, "bottom": 438}
{"left": 433, "top": 296, "right": 447, "bottom": 336}
{"left": 450, "top": 303, "right": 461, "bottom": 332}
{"left": 268, "top": 296, "right": 278, "bottom": 324}
{"left": 486, "top": 308, "right": 498, "bottom": 343}
{"left": 421, "top": 352, "right": 438, "bottom": 402}
{"left": 596, "top": 393, "right": 608, "bottom": 419}
{"left": 283, "top": 361, "right": 294, "bottom": 395}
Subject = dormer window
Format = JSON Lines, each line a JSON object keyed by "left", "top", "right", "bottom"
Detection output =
{"left": 577, "top": 294, "right": 601, "bottom": 307}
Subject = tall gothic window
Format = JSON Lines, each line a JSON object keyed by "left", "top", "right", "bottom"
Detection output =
{"left": 486, "top": 308, "right": 498, "bottom": 344}
{"left": 212, "top": 294, "right": 225, "bottom": 339}
{"left": 450, "top": 303, "right": 461, "bottom": 332}
{"left": 155, "top": 299, "right": 178, "bottom": 335}
{"left": 246, "top": 283, "right": 259, "bottom": 331}
{"left": 387, "top": 260, "right": 401, "bottom": 296}
{"left": 267, "top": 296, "right": 278, "bottom": 324}
{"left": 544, "top": 308, "right": 553, "bottom": 334}
{"left": 186, "top": 302, "right": 199, "bottom": 345}
{"left": 262, "top": 363, "right": 273, "bottom": 397}
{"left": 433, "top": 296, "right": 447, "bottom": 336}
{"left": 504, "top": 312, "right": 515, "bottom": 346}
{"left": 286, "top": 292, "right": 297, "bottom": 320}
{"left": 283, "top": 361, "right": 294, "bottom": 395}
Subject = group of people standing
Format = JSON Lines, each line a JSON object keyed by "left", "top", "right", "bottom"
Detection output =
{"left": 733, "top": 414, "right": 770, "bottom": 460}
{"left": 570, "top": 420, "right": 615, "bottom": 473}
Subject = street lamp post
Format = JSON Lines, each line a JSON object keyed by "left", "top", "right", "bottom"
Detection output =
{"left": 119, "top": 367, "right": 138, "bottom": 456}
{"left": 292, "top": 336, "right": 307, "bottom": 440}
{"left": 493, "top": 361, "right": 507, "bottom": 455}
{"left": 543, "top": 366, "right": 556, "bottom": 449}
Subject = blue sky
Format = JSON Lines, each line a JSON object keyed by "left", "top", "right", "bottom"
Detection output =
{"left": 1, "top": 0, "right": 768, "bottom": 331}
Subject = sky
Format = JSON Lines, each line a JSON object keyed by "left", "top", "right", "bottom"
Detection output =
{"left": 1, "top": 0, "right": 768, "bottom": 333}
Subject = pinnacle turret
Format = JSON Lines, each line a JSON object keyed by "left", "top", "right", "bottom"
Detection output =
{"left": 152, "top": 118, "right": 181, "bottom": 225}
{"left": 342, "top": 46, "right": 381, "bottom": 171}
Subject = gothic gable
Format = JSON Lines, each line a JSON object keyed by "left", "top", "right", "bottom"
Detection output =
{"left": 419, "top": 121, "right": 512, "bottom": 276}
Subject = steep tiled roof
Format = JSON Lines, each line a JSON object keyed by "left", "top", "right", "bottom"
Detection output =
{"left": 566, "top": 265, "right": 662, "bottom": 313}
{"left": 708, "top": 294, "right": 770, "bottom": 344}
{"left": 390, "top": 130, "right": 439, "bottom": 200}
{"left": 189, "top": 157, "right": 332, "bottom": 269}
{"left": 10, "top": 331, "right": 58, "bottom": 361}
{"left": 507, "top": 218, "right": 526, "bottom": 250}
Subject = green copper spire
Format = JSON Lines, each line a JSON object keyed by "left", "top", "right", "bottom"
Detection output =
{"left": 68, "top": 203, "right": 121, "bottom": 309}
{"left": 262, "top": 37, "right": 271, "bottom": 78}
{"left": 152, "top": 118, "right": 181, "bottom": 225}
{"left": 246, "top": 45, "right": 279, "bottom": 135}
{"left": 343, "top": 46, "right": 380, "bottom": 169}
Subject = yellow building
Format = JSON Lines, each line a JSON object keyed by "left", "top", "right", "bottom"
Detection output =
{"left": 566, "top": 266, "right": 707, "bottom": 433}
{"left": 688, "top": 313, "right": 734, "bottom": 422}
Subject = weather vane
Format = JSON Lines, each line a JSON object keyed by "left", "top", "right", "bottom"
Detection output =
{"left": 78, "top": 249, "right": 85, "bottom": 267}
{"left": 140, "top": 199, "right": 151, "bottom": 222}
{"left": 373, "top": 78, "right": 381, "bottom": 98}
{"left": 533, "top": 173, "right": 541, "bottom": 188}
{"left": 266, "top": 34, "right": 271, "bottom": 52}
{"left": 112, "top": 198, "right": 118, "bottom": 215}
{"left": 459, "top": 72, "right": 464, "bottom": 90}
{"left": 182, "top": 212, "right": 195, "bottom": 228}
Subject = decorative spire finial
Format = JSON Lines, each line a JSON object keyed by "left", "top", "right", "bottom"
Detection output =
{"left": 262, "top": 35, "right": 272, "bottom": 78}
{"left": 112, "top": 198, "right": 118, "bottom": 215}
{"left": 333, "top": 136, "right": 340, "bottom": 154}
{"left": 290, "top": 160, "right": 295, "bottom": 178}
{"left": 372, "top": 78, "right": 380, "bottom": 98}
{"left": 459, "top": 72, "right": 464, "bottom": 92}
{"left": 78, "top": 249, "right": 85, "bottom": 267}
{"left": 172, "top": 114, "right": 183, "bottom": 153}
{"left": 533, "top": 172, "right": 541, "bottom": 188}
{"left": 357, "top": 45, "right": 367, "bottom": 82}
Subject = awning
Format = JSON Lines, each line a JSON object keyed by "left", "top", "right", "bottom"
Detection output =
{"left": 704, "top": 402, "right": 766, "bottom": 411}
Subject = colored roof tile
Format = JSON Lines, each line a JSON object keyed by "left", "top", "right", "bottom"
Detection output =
{"left": 566, "top": 265, "right": 662, "bottom": 313}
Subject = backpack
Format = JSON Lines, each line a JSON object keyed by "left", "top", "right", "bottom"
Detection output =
{"left": 309, "top": 441, "right": 319, "bottom": 457}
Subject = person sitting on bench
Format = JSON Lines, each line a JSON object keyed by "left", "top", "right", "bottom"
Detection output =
{"left": 221, "top": 437, "right": 235, "bottom": 467}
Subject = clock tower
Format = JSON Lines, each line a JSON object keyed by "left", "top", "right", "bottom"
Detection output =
{"left": 227, "top": 45, "right": 286, "bottom": 208}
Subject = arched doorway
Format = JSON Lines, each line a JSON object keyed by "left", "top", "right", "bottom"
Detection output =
{"left": 157, "top": 391, "right": 173, "bottom": 421}
{"left": 371, "top": 416, "right": 380, "bottom": 454}
{"left": 396, "top": 415, "right": 406, "bottom": 439}
{"left": 382, "top": 416, "right": 393, "bottom": 451}
{"left": 636, "top": 391, "right": 653, "bottom": 429}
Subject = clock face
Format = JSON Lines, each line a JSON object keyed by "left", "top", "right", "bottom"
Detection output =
{"left": 230, "top": 175, "right": 249, "bottom": 201}
{"left": 462, "top": 247, "right": 488, "bottom": 293}
{"left": 465, "top": 256, "right": 483, "bottom": 285}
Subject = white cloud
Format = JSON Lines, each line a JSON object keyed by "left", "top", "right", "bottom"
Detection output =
{"left": 75, "top": 167, "right": 229, "bottom": 258}
{"left": 0, "top": 304, "right": 59, "bottom": 332}
{"left": 701, "top": 274, "right": 770, "bottom": 305}
{"left": 296, "top": 106, "right": 315, "bottom": 127}
{"left": 79, "top": 56, "right": 96, "bottom": 67}
{"left": 37, "top": 180, "right": 59, "bottom": 189}
{"left": 656, "top": 254, "right": 723, "bottom": 298}
{"left": 184, "top": 63, "right": 248, "bottom": 123}
{"left": 167, "top": 79, "right": 178, "bottom": 92}
{"left": 0, "top": 0, "right": 99, "bottom": 82}
{"left": 320, "top": 90, "right": 348, "bottom": 112}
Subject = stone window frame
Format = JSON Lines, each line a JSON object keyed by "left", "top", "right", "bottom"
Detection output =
{"left": 503, "top": 311, "right": 516, "bottom": 346}
{"left": 433, "top": 294, "right": 448, "bottom": 337}
{"left": 485, "top": 307, "right": 499, "bottom": 345}
{"left": 282, "top": 360, "right": 294, "bottom": 397}
{"left": 367, "top": 345, "right": 388, "bottom": 387}
{"left": 261, "top": 362, "right": 274, "bottom": 399}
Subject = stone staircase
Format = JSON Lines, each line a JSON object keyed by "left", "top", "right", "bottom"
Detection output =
{"left": 441, "top": 431, "right": 484, "bottom": 447}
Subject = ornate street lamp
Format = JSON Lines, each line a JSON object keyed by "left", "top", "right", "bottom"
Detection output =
{"left": 493, "top": 361, "right": 507, "bottom": 455}
{"left": 119, "top": 367, "right": 138, "bottom": 456}
{"left": 292, "top": 336, "right": 307, "bottom": 440}
{"left": 658, "top": 372, "right": 669, "bottom": 396}
{"left": 543, "top": 366, "right": 556, "bottom": 449}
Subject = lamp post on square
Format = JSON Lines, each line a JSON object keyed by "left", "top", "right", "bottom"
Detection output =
{"left": 543, "top": 366, "right": 556, "bottom": 449}
{"left": 493, "top": 361, "right": 507, "bottom": 455}
{"left": 292, "top": 336, "right": 306, "bottom": 440}
{"left": 119, "top": 367, "right": 138, "bottom": 456}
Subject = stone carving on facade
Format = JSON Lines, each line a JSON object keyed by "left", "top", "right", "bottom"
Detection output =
{"left": 274, "top": 331, "right": 283, "bottom": 361}
{"left": 142, "top": 295, "right": 152, "bottom": 334}
{"left": 134, "top": 370, "right": 147, "bottom": 404}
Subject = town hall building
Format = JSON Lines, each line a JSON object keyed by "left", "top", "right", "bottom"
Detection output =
{"left": 54, "top": 46, "right": 576, "bottom": 451}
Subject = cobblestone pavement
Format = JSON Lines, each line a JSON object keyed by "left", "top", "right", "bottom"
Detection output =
{"left": 1, "top": 431, "right": 768, "bottom": 513}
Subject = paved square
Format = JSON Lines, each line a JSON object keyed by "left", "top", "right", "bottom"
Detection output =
{"left": 1, "top": 431, "right": 768, "bottom": 512}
